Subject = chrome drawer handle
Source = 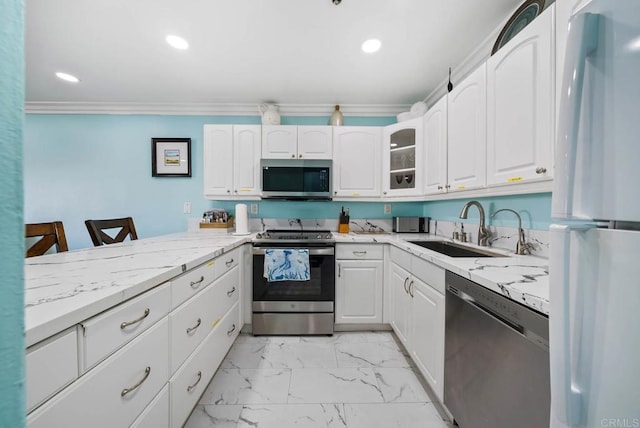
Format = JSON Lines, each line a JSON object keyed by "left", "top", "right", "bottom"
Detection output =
{"left": 227, "top": 286, "right": 236, "bottom": 297}
{"left": 120, "top": 308, "right": 150, "bottom": 329}
{"left": 353, "top": 251, "right": 367, "bottom": 255}
{"left": 409, "top": 280, "right": 415, "bottom": 298}
{"left": 186, "top": 318, "right": 202, "bottom": 334}
{"left": 225, "top": 258, "right": 234, "bottom": 267}
{"left": 227, "top": 323, "right": 236, "bottom": 336}
{"left": 121, "top": 366, "right": 151, "bottom": 397}
{"left": 187, "top": 371, "right": 202, "bottom": 393}
{"left": 403, "top": 277, "right": 409, "bottom": 294}
{"left": 536, "top": 167, "right": 547, "bottom": 174}
{"left": 190, "top": 276, "right": 205, "bottom": 289}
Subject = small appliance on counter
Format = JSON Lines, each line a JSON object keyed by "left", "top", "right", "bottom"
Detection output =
{"left": 392, "top": 216, "right": 429, "bottom": 233}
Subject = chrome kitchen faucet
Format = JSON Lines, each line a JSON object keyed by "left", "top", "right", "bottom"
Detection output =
{"left": 459, "top": 200, "right": 491, "bottom": 246}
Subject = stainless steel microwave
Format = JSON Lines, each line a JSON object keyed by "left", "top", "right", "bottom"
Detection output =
{"left": 261, "top": 159, "right": 332, "bottom": 200}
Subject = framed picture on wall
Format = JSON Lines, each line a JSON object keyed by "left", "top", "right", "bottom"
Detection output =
{"left": 151, "top": 138, "right": 191, "bottom": 177}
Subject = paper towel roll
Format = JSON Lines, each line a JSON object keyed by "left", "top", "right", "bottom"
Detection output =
{"left": 235, "top": 204, "right": 249, "bottom": 234}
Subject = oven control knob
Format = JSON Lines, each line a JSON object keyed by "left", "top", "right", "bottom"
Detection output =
{"left": 324, "top": 233, "right": 332, "bottom": 239}
{"left": 256, "top": 233, "right": 262, "bottom": 239}
{"left": 317, "top": 234, "right": 322, "bottom": 239}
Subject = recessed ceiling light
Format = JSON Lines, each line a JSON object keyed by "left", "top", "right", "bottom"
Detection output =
{"left": 166, "top": 35, "right": 189, "bottom": 50}
{"left": 55, "top": 72, "right": 79, "bottom": 83}
{"left": 361, "top": 38, "right": 381, "bottom": 53}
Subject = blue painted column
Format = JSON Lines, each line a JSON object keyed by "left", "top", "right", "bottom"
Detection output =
{"left": 0, "top": 0, "right": 25, "bottom": 426}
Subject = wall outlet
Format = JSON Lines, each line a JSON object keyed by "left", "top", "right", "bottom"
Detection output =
{"left": 183, "top": 201, "right": 191, "bottom": 214}
{"left": 384, "top": 204, "right": 392, "bottom": 214}
{"left": 250, "top": 203, "right": 258, "bottom": 215}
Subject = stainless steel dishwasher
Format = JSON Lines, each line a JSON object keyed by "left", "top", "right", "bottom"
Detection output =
{"left": 444, "top": 271, "right": 550, "bottom": 428}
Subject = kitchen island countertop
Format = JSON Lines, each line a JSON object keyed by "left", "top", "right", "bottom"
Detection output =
{"left": 25, "top": 229, "right": 548, "bottom": 348}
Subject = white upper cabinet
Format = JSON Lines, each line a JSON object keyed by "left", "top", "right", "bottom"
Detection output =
{"left": 447, "top": 63, "right": 487, "bottom": 192}
{"left": 204, "top": 125, "right": 261, "bottom": 199}
{"left": 262, "top": 125, "right": 332, "bottom": 159}
{"left": 423, "top": 95, "right": 448, "bottom": 195}
{"left": 262, "top": 125, "right": 297, "bottom": 159}
{"left": 382, "top": 117, "right": 423, "bottom": 198}
{"left": 486, "top": 5, "right": 554, "bottom": 186}
{"left": 332, "top": 126, "right": 382, "bottom": 199}
{"left": 297, "top": 126, "right": 333, "bottom": 159}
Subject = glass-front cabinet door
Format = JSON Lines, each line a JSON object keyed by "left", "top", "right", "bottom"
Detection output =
{"left": 383, "top": 117, "right": 423, "bottom": 197}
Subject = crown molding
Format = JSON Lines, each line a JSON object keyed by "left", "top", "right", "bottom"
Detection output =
{"left": 24, "top": 102, "right": 410, "bottom": 117}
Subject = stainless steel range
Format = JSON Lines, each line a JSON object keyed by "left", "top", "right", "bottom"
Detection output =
{"left": 252, "top": 229, "right": 335, "bottom": 335}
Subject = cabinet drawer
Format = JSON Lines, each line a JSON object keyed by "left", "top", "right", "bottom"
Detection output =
{"left": 215, "top": 247, "right": 240, "bottom": 278}
{"left": 26, "top": 328, "right": 78, "bottom": 413}
{"left": 412, "top": 256, "right": 445, "bottom": 294}
{"left": 171, "top": 258, "right": 218, "bottom": 309}
{"left": 28, "top": 318, "right": 170, "bottom": 428}
{"left": 80, "top": 283, "right": 170, "bottom": 371}
{"left": 130, "top": 384, "right": 169, "bottom": 428}
{"left": 170, "top": 266, "right": 239, "bottom": 373}
{"left": 390, "top": 246, "right": 412, "bottom": 271}
{"left": 170, "top": 302, "right": 240, "bottom": 428}
{"left": 336, "top": 244, "right": 383, "bottom": 260}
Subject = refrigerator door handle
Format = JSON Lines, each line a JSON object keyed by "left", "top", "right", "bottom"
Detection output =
{"left": 550, "top": 224, "right": 593, "bottom": 426}
{"left": 553, "top": 12, "right": 600, "bottom": 218}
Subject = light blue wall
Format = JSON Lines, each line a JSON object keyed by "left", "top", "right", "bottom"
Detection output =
{"left": 0, "top": 0, "right": 25, "bottom": 425}
{"left": 423, "top": 192, "right": 552, "bottom": 230}
{"left": 24, "top": 114, "right": 396, "bottom": 249}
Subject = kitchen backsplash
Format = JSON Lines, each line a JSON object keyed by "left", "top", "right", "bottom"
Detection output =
{"left": 188, "top": 217, "right": 549, "bottom": 258}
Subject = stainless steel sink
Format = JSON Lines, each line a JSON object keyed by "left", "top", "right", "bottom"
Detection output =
{"left": 407, "top": 240, "right": 507, "bottom": 258}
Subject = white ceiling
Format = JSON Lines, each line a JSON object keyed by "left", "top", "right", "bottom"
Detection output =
{"left": 26, "top": 0, "right": 522, "bottom": 111}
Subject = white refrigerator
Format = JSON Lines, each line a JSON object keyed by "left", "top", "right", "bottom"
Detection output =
{"left": 550, "top": 1, "right": 640, "bottom": 427}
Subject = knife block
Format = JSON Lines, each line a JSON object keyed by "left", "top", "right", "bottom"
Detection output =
{"left": 338, "top": 214, "right": 350, "bottom": 233}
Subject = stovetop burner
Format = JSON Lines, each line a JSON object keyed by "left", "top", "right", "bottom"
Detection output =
{"left": 254, "top": 229, "right": 334, "bottom": 243}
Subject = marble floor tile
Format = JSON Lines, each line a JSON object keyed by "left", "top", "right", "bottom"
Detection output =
{"left": 344, "top": 403, "right": 450, "bottom": 428}
{"left": 199, "top": 368, "right": 291, "bottom": 405}
{"left": 236, "top": 404, "right": 347, "bottom": 428}
{"left": 300, "top": 331, "right": 395, "bottom": 344}
{"left": 374, "top": 367, "right": 431, "bottom": 403}
{"left": 220, "top": 342, "right": 268, "bottom": 369}
{"left": 335, "top": 341, "right": 411, "bottom": 368}
{"left": 288, "top": 368, "right": 385, "bottom": 404}
{"left": 234, "top": 333, "right": 301, "bottom": 345}
{"left": 260, "top": 342, "right": 338, "bottom": 369}
{"left": 184, "top": 404, "right": 242, "bottom": 428}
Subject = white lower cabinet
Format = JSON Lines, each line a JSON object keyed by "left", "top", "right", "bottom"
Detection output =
{"left": 389, "top": 247, "right": 445, "bottom": 401}
{"left": 170, "top": 302, "right": 240, "bottom": 428}
{"left": 27, "top": 318, "right": 170, "bottom": 428}
{"left": 409, "top": 275, "right": 445, "bottom": 400}
{"left": 335, "top": 244, "right": 384, "bottom": 324}
{"left": 26, "top": 327, "right": 78, "bottom": 413}
{"left": 169, "top": 266, "right": 239, "bottom": 373}
{"left": 389, "top": 262, "right": 412, "bottom": 347}
{"left": 130, "top": 385, "right": 169, "bottom": 428}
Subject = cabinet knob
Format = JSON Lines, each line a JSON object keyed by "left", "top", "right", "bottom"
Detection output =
{"left": 437, "top": 186, "right": 443, "bottom": 190}
{"left": 536, "top": 167, "right": 547, "bottom": 174}
{"left": 445, "top": 184, "right": 451, "bottom": 189}
{"left": 383, "top": 191, "right": 387, "bottom": 195}
{"left": 226, "top": 189, "right": 231, "bottom": 194}
{"left": 334, "top": 191, "right": 337, "bottom": 195}
{"left": 234, "top": 190, "right": 238, "bottom": 193}
{"left": 299, "top": 154, "right": 303, "bottom": 158}
{"left": 291, "top": 154, "right": 295, "bottom": 158}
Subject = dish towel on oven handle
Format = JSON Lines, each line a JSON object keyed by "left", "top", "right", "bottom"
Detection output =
{"left": 263, "top": 248, "right": 310, "bottom": 282}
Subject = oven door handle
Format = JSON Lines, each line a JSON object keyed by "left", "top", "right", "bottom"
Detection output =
{"left": 252, "top": 247, "right": 334, "bottom": 256}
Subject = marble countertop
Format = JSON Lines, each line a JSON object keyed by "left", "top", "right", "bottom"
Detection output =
{"left": 25, "top": 229, "right": 548, "bottom": 348}
{"left": 24, "top": 230, "right": 252, "bottom": 347}
{"left": 334, "top": 232, "right": 549, "bottom": 316}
